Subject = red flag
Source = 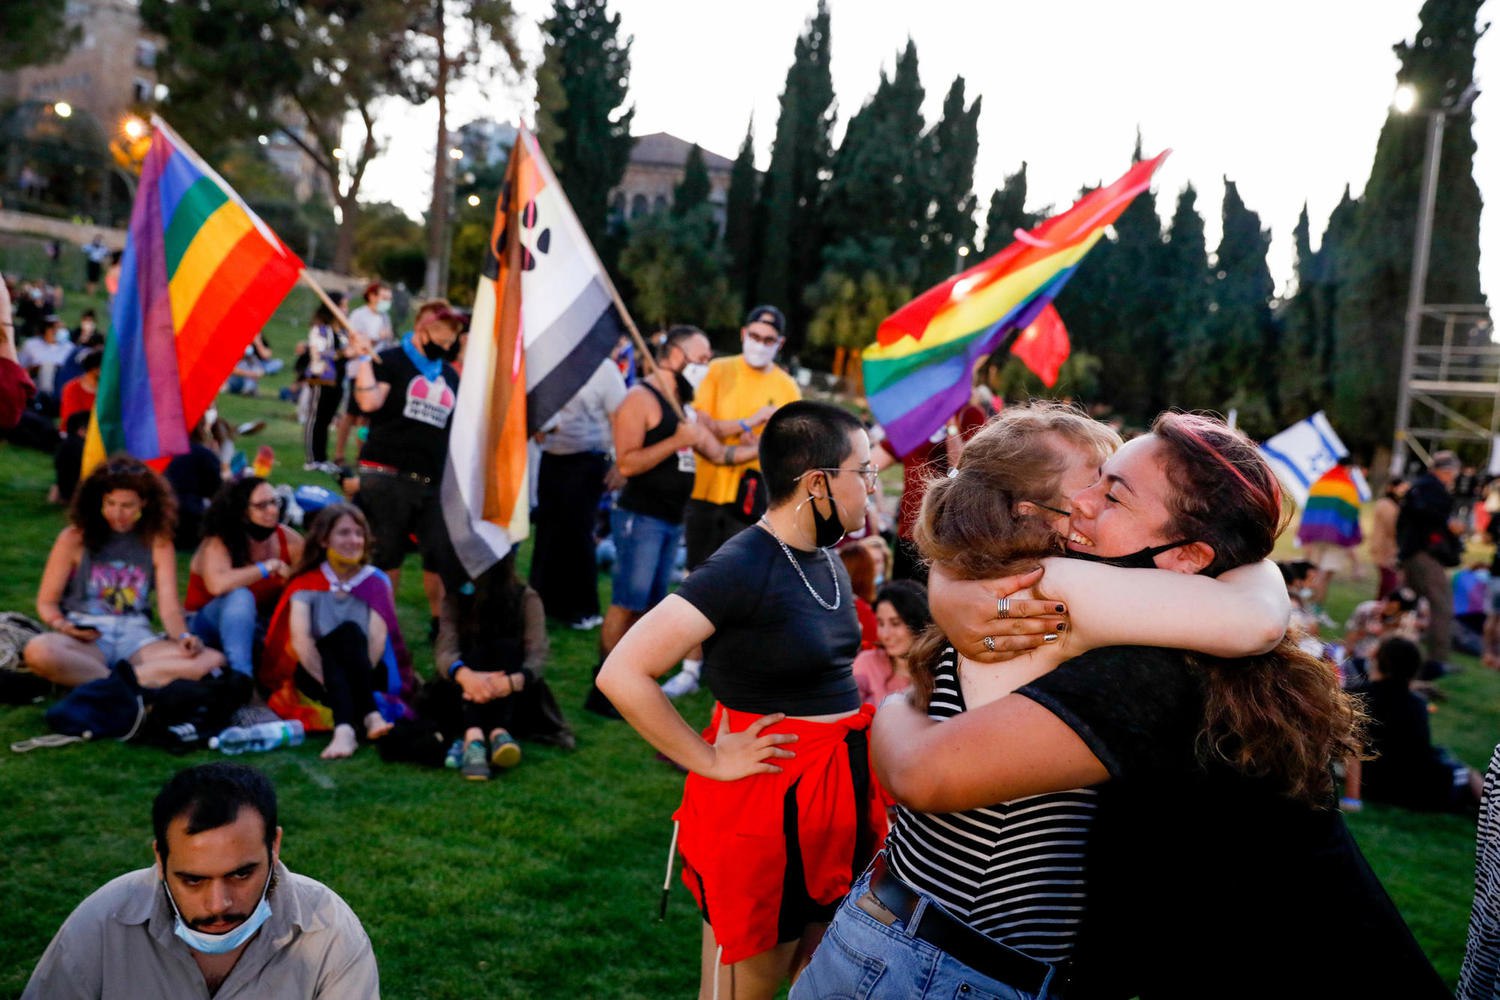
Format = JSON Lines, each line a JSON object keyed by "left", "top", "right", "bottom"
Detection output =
{"left": 1009, "top": 304, "right": 1070, "bottom": 387}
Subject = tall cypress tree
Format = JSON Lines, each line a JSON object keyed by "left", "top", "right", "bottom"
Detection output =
{"left": 1277, "top": 193, "right": 1359, "bottom": 422}
{"left": 1208, "top": 179, "right": 1278, "bottom": 435}
{"left": 1097, "top": 133, "right": 1168, "bottom": 419}
{"left": 673, "top": 144, "right": 710, "bottom": 217}
{"left": 1332, "top": 0, "right": 1485, "bottom": 459}
{"left": 540, "top": 0, "right": 635, "bottom": 254}
{"left": 919, "top": 76, "right": 982, "bottom": 289}
{"left": 724, "top": 121, "right": 760, "bottom": 310}
{"left": 1161, "top": 184, "right": 1214, "bottom": 411}
{"left": 755, "top": 0, "right": 835, "bottom": 344}
{"left": 980, "top": 163, "right": 1040, "bottom": 256}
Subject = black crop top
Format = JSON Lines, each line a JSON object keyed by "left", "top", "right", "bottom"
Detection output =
{"left": 674, "top": 525, "right": 861, "bottom": 715}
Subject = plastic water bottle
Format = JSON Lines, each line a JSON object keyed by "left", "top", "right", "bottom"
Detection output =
{"left": 209, "top": 720, "right": 305, "bottom": 754}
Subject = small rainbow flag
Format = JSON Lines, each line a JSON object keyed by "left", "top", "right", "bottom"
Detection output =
{"left": 84, "top": 117, "right": 303, "bottom": 471}
{"left": 1296, "top": 464, "right": 1370, "bottom": 548}
{"left": 863, "top": 152, "right": 1168, "bottom": 455}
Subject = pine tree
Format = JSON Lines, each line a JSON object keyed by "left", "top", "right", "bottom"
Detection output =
{"left": 918, "top": 76, "right": 982, "bottom": 288}
{"left": 540, "top": 0, "right": 635, "bottom": 254}
{"left": 755, "top": 0, "right": 835, "bottom": 343}
{"left": 980, "top": 163, "right": 1040, "bottom": 256}
{"left": 1208, "top": 179, "right": 1278, "bottom": 436}
{"left": 1332, "top": 0, "right": 1486, "bottom": 459}
{"left": 1160, "top": 185, "right": 1214, "bottom": 411}
{"left": 619, "top": 205, "right": 740, "bottom": 333}
{"left": 1096, "top": 133, "right": 1168, "bottom": 419}
{"left": 673, "top": 144, "right": 710, "bottom": 217}
{"left": 724, "top": 119, "right": 760, "bottom": 312}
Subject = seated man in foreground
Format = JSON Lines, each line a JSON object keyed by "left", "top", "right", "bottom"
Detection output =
{"left": 24, "top": 762, "right": 379, "bottom": 999}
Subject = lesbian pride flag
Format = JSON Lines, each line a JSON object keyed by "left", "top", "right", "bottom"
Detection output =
{"left": 84, "top": 117, "right": 303, "bottom": 471}
{"left": 864, "top": 152, "right": 1167, "bottom": 456}
{"left": 444, "top": 126, "right": 624, "bottom": 577}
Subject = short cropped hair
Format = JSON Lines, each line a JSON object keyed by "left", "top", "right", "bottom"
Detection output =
{"left": 760, "top": 401, "right": 864, "bottom": 504}
{"left": 152, "top": 763, "right": 278, "bottom": 863}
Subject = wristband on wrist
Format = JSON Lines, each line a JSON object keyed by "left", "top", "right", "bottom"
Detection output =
{"left": 256, "top": 561, "right": 269, "bottom": 579}
{"left": 738, "top": 419, "right": 752, "bottom": 434}
{"left": 178, "top": 632, "right": 193, "bottom": 642}
{"left": 447, "top": 659, "right": 466, "bottom": 681}
{"left": 1339, "top": 796, "right": 1362, "bottom": 809}
{"left": 725, "top": 445, "right": 736, "bottom": 464}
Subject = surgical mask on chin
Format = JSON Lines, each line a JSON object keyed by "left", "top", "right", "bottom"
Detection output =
{"left": 1068, "top": 539, "right": 1192, "bottom": 570}
{"left": 742, "top": 339, "right": 778, "bottom": 370}
{"left": 244, "top": 520, "right": 277, "bottom": 542}
{"left": 164, "top": 870, "right": 273, "bottom": 955}
{"left": 682, "top": 362, "right": 709, "bottom": 389}
{"left": 797, "top": 491, "right": 847, "bottom": 548}
{"left": 327, "top": 549, "right": 363, "bottom": 574}
{"left": 375, "top": 299, "right": 392, "bottom": 314}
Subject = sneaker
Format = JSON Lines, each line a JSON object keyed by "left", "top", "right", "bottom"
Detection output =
{"left": 569, "top": 615, "right": 604, "bottom": 631}
{"left": 443, "top": 739, "right": 463, "bottom": 769}
{"left": 661, "top": 670, "right": 700, "bottom": 699}
{"left": 460, "top": 740, "right": 490, "bottom": 781}
{"left": 490, "top": 731, "right": 522, "bottom": 770}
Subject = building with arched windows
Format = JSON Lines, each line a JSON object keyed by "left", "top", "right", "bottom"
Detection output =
{"left": 608, "top": 132, "right": 735, "bottom": 234}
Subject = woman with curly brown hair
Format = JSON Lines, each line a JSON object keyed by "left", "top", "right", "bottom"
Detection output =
{"left": 798, "top": 410, "right": 1444, "bottom": 999}
{"left": 25, "top": 456, "right": 225, "bottom": 688}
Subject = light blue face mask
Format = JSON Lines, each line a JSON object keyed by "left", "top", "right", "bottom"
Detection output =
{"left": 163, "top": 866, "right": 274, "bottom": 955}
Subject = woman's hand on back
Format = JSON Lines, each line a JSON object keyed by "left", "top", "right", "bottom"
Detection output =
{"left": 928, "top": 563, "right": 1069, "bottom": 664}
{"left": 705, "top": 711, "right": 798, "bottom": 782}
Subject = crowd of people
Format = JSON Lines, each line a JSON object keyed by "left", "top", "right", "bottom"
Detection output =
{"left": 3, "top": 246, "right": 1498, "bottom": 998}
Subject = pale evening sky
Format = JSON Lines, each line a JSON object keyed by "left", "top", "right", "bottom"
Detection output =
{"left": 355, "top": 0, "right": 1497, "bottom": 305}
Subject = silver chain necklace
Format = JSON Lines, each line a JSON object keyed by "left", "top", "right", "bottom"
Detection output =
{"left": 758, "top": 517, "right": 841, "bottom": 611}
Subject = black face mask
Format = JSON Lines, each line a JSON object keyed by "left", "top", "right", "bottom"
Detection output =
{"left": 1068, "top": 539, "right": 1192, "bottom": 570}
{"left": 421, "top": 339, "right": 455, "bottom": 362}
{"left": 809, "top": 490, "right": 848, "bottom": 548}
{"left": 244, "top": 520, "right": 277, "bottom": 542}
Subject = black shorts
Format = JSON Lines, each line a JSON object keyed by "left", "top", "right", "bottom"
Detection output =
{"left": 355, "top": 471, "right": 457, "bottom": 575}
{"left": 683, "top": 499, "right": 754, "bottom": 570}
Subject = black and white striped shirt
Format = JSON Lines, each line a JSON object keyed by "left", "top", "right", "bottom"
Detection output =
{"left": 884, "top": 649, "right": 1097, "bottom": 963}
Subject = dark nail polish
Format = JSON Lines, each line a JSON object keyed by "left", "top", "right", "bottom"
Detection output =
{"left": 1055, "top": 604, "right": 1066, "bottom": 613}
{"left": 1055, "top": 622, "right": 1067, "bottom": 631}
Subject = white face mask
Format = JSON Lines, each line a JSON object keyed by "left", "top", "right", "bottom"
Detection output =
{"left": 163, "top": 867, "right": 274, "bottom": 955}
{"left": 682, "top": 362, "right": 710, "bottom": 389}
{"left": 742, "top": 338, "right": 779, "bottom": 370}
{"left": 375, "top": 299, "right": 391, "bottom": 314}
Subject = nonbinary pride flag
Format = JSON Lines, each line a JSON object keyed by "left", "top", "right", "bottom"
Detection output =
{"left": 1258, "top": 411, "right": 1349, "bottom": 509}
{"left": 84, "top": 116, "right": 303, "bottom": 472}
{"left": 444, "top": 126, "right": 625, "bottom": 577}
{"left": 863, "top": 152, "right": 1167, "bottom": 456}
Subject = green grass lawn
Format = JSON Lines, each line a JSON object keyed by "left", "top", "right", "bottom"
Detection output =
{"left": 0, "top": 236, "right": 1494, "bottom": 994}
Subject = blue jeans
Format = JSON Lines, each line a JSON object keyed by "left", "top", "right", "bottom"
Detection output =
{"left": 609, "top": 507, "right": 682, "bottom": 612}
{"left": 189, "top": 588, "right": 261, "bottom": 677}
{"left": 791, "top": 870, "right": 1058, "bottom": 1000}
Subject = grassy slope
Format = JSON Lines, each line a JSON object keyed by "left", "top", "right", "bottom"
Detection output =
{"left": 0, "top": 234, "right": 1491, "bottom": 993}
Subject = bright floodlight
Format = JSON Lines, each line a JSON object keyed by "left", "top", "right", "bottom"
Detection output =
{"left": 53, "top": 102, "right": 73, "bottom": 118}
{"left": 449, "top": 147, "right": 465, "bottom": 160}
{"left": 1393, "top": 84, "right": 1418, "bottom": 114}
{"left": 467, "top": 194, "right": 481, "bottom": 207}
{"left": 957, "top": 246, "right": 971, "bottom": 257}
{"left": 122, "top": 117, "right": 146, "bottom": 140}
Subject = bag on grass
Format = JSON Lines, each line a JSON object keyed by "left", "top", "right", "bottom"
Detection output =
{"left": 137, "top": 671, "right": 254, "bottom": 753}
{"left": 0, "top": 612, "right": 50, "bottom": 704}
{"left": 42, "top": 661, "right": 145, "bottom": 742}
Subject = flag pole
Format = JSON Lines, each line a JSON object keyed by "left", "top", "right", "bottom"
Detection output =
{"left": 298, "top": 270, "right": 357, "bottom": 334}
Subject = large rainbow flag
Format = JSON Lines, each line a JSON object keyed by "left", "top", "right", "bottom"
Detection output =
{"left": 1296, "top": 464, "right": 1369, "bottom": 549}
{"left": 443, "top": 126, "right": 624, "bottom": 577}
{"left": 863, "top": 152, "right": 1168, "bottom": 456}
{"left": 84, "top": 117, "right": 304, "bottom": 471}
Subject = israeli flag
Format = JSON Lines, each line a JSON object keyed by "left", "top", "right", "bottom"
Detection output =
{"left": 1259, "top": 411, "right": 1349, "bottom": 509}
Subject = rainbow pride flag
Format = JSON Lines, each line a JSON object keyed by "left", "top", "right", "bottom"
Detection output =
{"left": 1296, "top": 465, "right": 1370, "bottom": 548}
{"left": 863, "top": 152, "right": 1167, "bottom": 456}
{"left": 84, "top": 117, "right": 303, "bottom": 471}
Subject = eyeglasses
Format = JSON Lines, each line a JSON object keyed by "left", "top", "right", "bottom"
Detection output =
{"left": 1032, "top": 501, "right": 1071, "bottom": 518}
{"left": 814, "top": 466, "right": 880, "bottom": 489}
{"left": 247, "top": 499, "right": 280, "bottom": 511}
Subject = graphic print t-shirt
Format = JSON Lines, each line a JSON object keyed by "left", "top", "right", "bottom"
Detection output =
{"left": 359, "top": 347, "right": 460, "bottom": 480}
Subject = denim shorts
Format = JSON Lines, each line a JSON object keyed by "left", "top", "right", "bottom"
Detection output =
{"left": 71, "top": 613, "right": 162, "bottom": 664}
{"left": 609, "top": 507, "right": 682, "bottom": 612}
{"left": 791, "top": 869, "right": 1060, "bottom": 1000}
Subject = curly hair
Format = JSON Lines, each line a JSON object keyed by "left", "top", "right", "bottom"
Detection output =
{"left": 71, "top": 455, "right": 177, "bottom": 551}
{"left": 290, "top": 503, "right": 371, "bottom": 578}
{"left": 201, "top": 477, "right": 272, "bottom": 568}
{"left": 907, "top": 403, "right": 1118, "bottom": 708}
{"left": 1151, "top": 411, "right": 1366, "bottom": 804}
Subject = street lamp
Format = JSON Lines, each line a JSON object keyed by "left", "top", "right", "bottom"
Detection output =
{"left": 122, "top": 116, "right": 146, "bottom": 141}
{"left": 1389, "top": 80, "right": 1481, "bottom": 476}
{"left": 955, "top": 244, "right": 970, "bottom": 273}
{"left": 53, "top": 101, "right": 72, "bottom": 118}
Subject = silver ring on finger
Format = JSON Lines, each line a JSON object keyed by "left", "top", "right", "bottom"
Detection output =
{"left": 996, "top": 596, "right": 1011, "bottom": 619}
{"left": 982, "top": 635, "right": 997, "bottom": 653}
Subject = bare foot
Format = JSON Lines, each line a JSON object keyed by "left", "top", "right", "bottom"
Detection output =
{"left": 321, "top": 724, "right": 358, "bottom": 759}
{"left": 363, "top": 711, "right": 393, "bottom": 741}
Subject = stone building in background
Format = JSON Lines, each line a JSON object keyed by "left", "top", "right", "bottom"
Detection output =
{"left": 609, "top": 132, "right": 734, "bottom": 233}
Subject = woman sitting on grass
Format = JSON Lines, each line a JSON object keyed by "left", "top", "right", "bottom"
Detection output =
{"left": 431, "top": 551, "right": 575, "bottom": 781}
{"left": 185, "top": 477, "right": 304, "bottom": 679}
{"left": 26, "top": 456, "right": 224, "bottom": 688}
{"left": 261, "top": 504, "right": 414, "bottom": 760}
